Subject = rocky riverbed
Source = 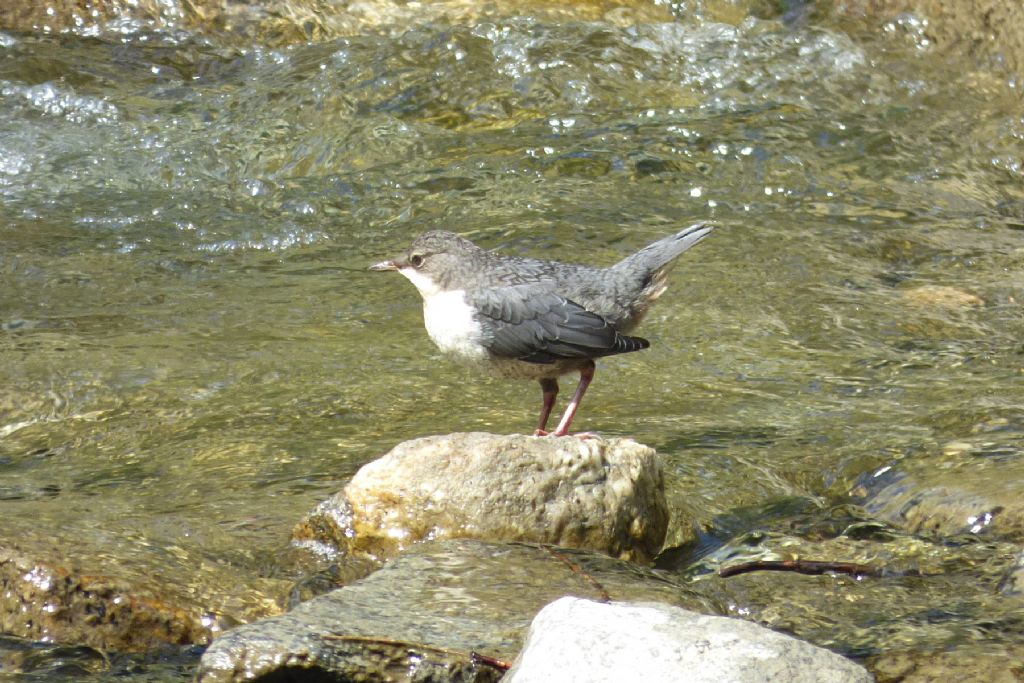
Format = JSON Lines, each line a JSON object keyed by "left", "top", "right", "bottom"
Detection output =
{"left": 2, "top": 0, "right": 1023, "bottom": 681}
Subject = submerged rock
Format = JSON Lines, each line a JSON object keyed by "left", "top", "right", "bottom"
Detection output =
{"left": 0, "top": 541, "right": 210, "bottom": 651}
{"left": 197, "top": 539, "right": 717, "bottom": 683}
{"left": 867, "top": 646, "right": 1024, "bottom": 683}
{"left": 294, "top": 432, "right": 668, "bottom": 563}
{"left": 0, "top": 523, "right": 288, "bottom": 652}
{"left": 857, "top": 456, "right": 1024, "bottom": 541}
{"left": 505, "top": 597, "right": 873, "bottom": 683}
{"left": 900, "top": 284, "right": 984, "bottom": 309}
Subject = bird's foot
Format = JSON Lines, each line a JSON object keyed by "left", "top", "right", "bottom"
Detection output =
{"left": 533, "top": 429, "right": 596, "bottom": 440}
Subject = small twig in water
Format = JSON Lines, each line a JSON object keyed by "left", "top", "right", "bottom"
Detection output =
{"left": 541, "top": 544, "right": 612, "bottom": 602}
{"left": 719, "top": 559, "right": 881, "bottom": 579}
{"left": 470, "top": 651, "right": 513, "bottom": 671}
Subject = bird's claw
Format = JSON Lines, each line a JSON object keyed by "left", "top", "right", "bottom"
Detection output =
{"left": 532, "top": 429, "right": 596, "bottom": 440}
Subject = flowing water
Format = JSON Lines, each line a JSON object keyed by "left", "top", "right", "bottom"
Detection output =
{"left": 2, "top": 1, "right": 1023, "bottom": 680}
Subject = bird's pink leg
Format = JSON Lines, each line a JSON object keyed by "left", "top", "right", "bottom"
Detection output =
{"left": 551, "top": 361, "right": 595, "bottom": 437}
{"left": 533, "top": 378, "right": 559, "bottom": 436}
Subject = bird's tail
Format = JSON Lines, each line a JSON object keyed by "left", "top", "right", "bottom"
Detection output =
{"left": 610, "top": 222, "right": 714, "bottom": 277}
{"left": 604, "top": 222, "right": 714, "bottom": 328}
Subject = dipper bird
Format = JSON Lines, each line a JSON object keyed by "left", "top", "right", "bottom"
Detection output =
{"left": 369, "top": 223, "right": 713, "bottom": 436}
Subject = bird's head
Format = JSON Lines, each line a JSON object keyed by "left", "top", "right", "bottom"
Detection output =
{"left": 369, "top": 230, "right": 484, "bottom": 297}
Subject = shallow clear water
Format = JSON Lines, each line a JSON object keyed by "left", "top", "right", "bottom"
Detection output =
{"left": 2, "top": 1, "right": 1023, "bottom": 679}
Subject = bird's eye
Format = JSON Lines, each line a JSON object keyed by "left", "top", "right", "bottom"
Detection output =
{"left": 409, "top": 253, "right": 425, "bottom": 268}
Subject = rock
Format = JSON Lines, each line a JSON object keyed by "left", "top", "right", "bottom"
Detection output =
{"left": 674, "top": 519, "right": 1023, "bottom": 677}
{"left": 504, "top": 597, "right": 873, "bottom": 683}
{"left": 867, "top": 645, "right": 1024, "bottom": 683}
{"left": 857, "top": 457, "right": 1024, "bottom": 541}
{"left": 197, "top": 539, "right": 719, "bottom": 683}
{"left": 294, "top": 433, "right": 668, "bottom": 563}
{"left": 901, "top": 285, "right": 984, "bottom": 309}
{"left": 0, "top": 541, "right": 210, "bottom": 651}
{"left": 0, "top": 523, "right": 288, "bottom": 652}
{"left": 658, "top": 502, "right": 1024, "bottom": 683}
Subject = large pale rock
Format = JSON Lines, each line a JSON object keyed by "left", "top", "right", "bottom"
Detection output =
{"left": 505, "top": 597, "right": 874, "bottom": 683}
{"left": 294, "top": 433, "right": 668, "bottom": 563}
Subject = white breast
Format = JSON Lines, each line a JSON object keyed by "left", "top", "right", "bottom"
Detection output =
{"left": 423, "top": 289, "right": 489, "bottom": 361}
{"left": 398, "top": 267, "right": 488, "bottom": 363}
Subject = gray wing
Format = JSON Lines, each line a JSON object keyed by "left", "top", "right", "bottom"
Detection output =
{"left": 467, "top": 285, "right": 649, "bottom": 364}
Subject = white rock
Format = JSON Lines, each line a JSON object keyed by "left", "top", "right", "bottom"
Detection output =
{"left": 505, "top": 597, "right": 874, "bottom": 683}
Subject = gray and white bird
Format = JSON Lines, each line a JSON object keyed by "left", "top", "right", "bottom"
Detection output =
{"left": 369, "top": 223, "right": 713, "bottom": 436}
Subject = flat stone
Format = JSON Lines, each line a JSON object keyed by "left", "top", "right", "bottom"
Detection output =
{"left": 197, "top": 539, "right": 718, "bottom": 683}
{"left": 504, "top": 597, "right": 873, "bottom": 683}
{"left": 295, "top": 432, "right": 668, "bottom": 562}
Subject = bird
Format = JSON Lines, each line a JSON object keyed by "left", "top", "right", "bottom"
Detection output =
{"left": 369, "top": 223, "right": 714, "bottom": 436}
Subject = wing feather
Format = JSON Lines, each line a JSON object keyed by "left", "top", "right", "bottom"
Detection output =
{"left": 466, "top": 285, "right": 649, "bottom": 364}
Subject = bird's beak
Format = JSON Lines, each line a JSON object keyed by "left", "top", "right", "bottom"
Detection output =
{"left": 368, "top": 259, "right": 399, "bottom": 272}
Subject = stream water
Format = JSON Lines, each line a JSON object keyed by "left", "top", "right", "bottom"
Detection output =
{"left": 2, "top": 1, "right": 1023, "bottom": 680}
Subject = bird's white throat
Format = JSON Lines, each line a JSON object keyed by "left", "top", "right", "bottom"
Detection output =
{"left": 397, "top": 266, "right": 442, "bottom": 297}
{"left": 398, "top": 266, "right": 488, "bottom": 363}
